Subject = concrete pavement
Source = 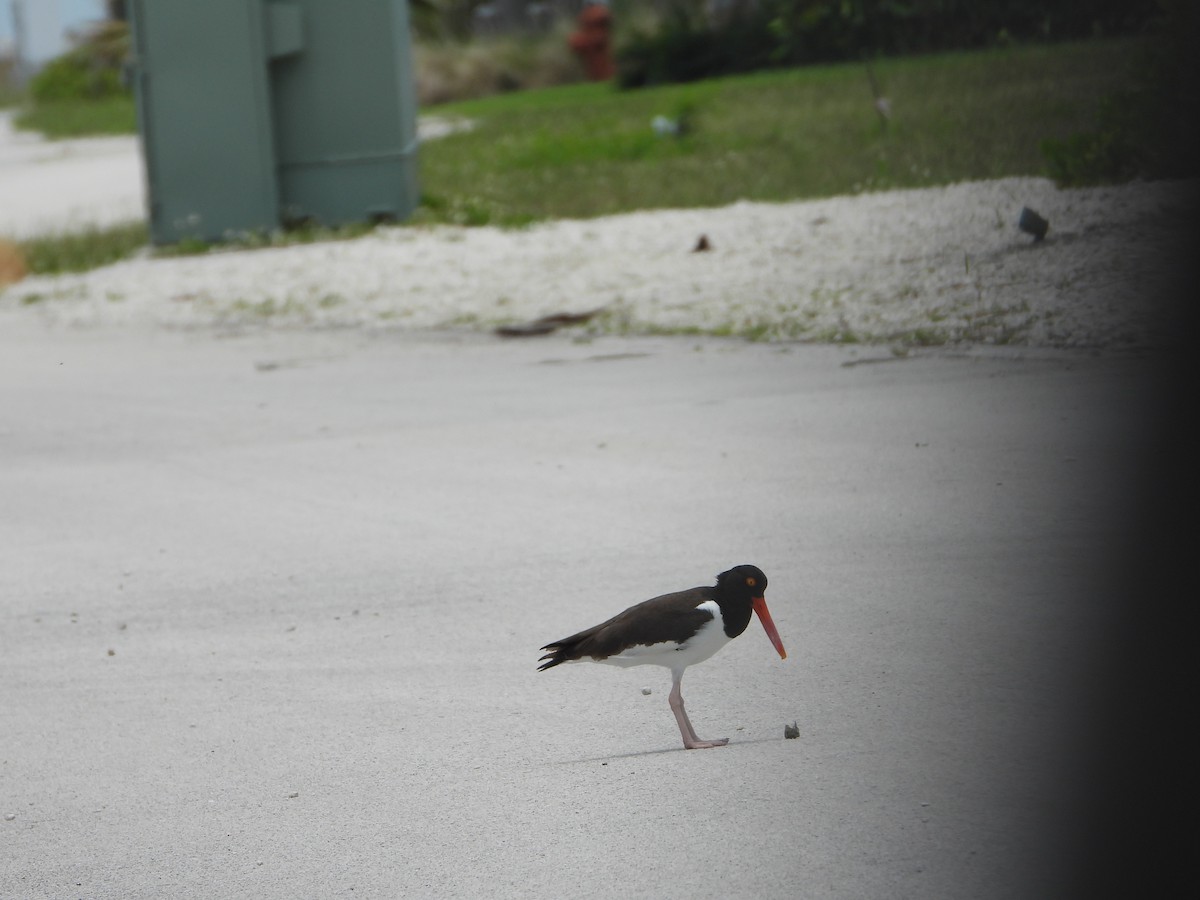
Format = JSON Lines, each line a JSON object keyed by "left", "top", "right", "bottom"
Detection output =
{"left": 0, "top": 320, "right": 1167, "bottom": 898}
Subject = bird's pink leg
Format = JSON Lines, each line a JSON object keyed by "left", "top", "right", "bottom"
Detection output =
{"left": 669, "top": 670, "right": 728, "bottom": 750}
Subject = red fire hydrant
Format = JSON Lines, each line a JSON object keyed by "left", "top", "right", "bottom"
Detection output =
{"left": 568, "top": 3, "right": 614, "bottom": 81}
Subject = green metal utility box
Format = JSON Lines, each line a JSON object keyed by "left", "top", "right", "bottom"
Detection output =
{"left": 128, "top": 0, "right": 419, "bottom": 244}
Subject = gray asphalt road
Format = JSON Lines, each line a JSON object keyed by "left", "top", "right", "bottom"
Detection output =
{"left": 0, "top": 323, "right": 1167, "bottom": 898}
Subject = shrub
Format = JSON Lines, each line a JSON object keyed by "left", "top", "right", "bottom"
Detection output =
{"left": 29, "top": 20, "right": 130, "bottom": 103}
{"left": 615, "top": 0, "right": 1162, "bottom": 90}
{"left": 415, "top": 30, "right": 583, "bottom": 105}
{"left": 616, "top": 7, "right": 777, "bottom": 89}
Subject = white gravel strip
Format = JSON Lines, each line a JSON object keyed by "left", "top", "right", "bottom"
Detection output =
{"left": 4, "top": 170, "right": 1192, "bottom": 347}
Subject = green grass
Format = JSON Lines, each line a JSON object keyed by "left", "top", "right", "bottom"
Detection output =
{"left": 15, "top": 220, "right": 390, "bottom": 277}
{"left": 17, "top": 222, "right": 149, "bottom": 275}
{"left": 13, "top": 95, "right": 137, "bottom": 138}
{"left": 415, "top": 38, "right": 1143, "bottom": 224}
{"left": 6, "top": 38, "right": 1146, "bottom": 273}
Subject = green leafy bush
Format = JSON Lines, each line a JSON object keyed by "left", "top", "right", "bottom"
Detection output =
{"left": 617, "top": 7, "right": 777, "bottom": 88}
{"left": 29, "top": 21, "right": 130, "bottom": 103}
{"left": 616, "top": 0, "right": 1161, "bottom": 89}
{"left": 30, "top": 56, "right": 123, "bottom": 102}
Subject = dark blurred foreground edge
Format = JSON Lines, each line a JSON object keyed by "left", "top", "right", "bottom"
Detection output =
{"left": 1061, "top": 23, "right": 1199, "bottom": 893}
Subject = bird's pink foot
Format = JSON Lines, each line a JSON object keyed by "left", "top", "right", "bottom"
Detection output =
{"left": 683, "top": 737, "right": 729, "bottom": 750}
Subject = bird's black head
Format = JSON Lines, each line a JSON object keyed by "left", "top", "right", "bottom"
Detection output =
{"left": 716, "top": 564, "right": 768, "bottom": 599}
{"left": 715, "top": 564, "right": 785, "bottom": 656}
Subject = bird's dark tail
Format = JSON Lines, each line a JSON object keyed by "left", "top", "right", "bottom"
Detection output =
{"left": 540, "top": 643, "right": 566, "bottom": 672}
{"left": 537, "top": 640, "right": 576, "bottom": 671}
{"left": 539, "top": 618, "right": 609, "bottom": 670}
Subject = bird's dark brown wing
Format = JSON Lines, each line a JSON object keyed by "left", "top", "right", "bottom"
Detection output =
{"left": 538, "top": 587, "right": 715, "bottom": 670}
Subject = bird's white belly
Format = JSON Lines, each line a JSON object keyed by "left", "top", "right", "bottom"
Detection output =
{"left": 599, "top": 600, "right": 730, "bottom": 671}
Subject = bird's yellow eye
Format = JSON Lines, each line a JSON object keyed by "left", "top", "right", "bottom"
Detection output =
{"left": 746, "top": 576, "right": 756, "bottom": 587}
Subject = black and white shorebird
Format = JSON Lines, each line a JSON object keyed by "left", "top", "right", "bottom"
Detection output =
{"left": 538, "top": 565, "right": 787, "bottom": 749}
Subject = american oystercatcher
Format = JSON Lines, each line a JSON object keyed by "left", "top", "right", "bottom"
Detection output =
{"left": 538, "top": 564, "right": 787, "bottom": 749}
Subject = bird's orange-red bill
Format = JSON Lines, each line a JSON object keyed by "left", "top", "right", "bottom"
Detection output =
{"left": 752, "top": 596, "right": 787, "bottom": 659}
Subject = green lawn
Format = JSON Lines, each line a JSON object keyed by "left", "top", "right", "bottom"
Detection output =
{"left": 415, "top": 38, "right": 1142, "bottom": 224}
{"left": 12, "top": 96, "right": 138, "bottom": 138}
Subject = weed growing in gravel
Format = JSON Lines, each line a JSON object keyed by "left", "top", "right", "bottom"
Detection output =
{"left": 17, "top": 222, "right": 148, "bottom": 274}
{"left": 158, "top": 221, "right": 382, "bottom": 258}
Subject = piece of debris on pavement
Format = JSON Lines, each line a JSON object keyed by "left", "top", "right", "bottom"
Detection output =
{"left": 495, "top": 308, "right": 605, "bottom": 337}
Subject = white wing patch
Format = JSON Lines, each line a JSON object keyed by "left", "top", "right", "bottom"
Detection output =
{"left": 596, "top": 600, "right": 731, "bottom": 670}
